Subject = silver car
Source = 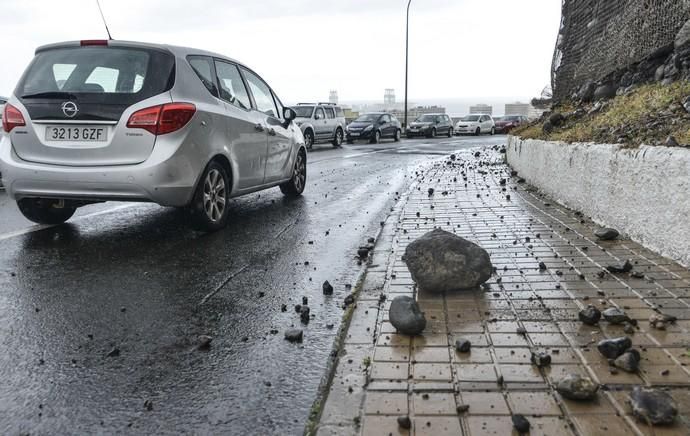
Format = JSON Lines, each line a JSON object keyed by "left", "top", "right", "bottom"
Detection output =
{"left": 0, "top": 40, "right": 306, "bottom": 231}
{"left": 290, "top": 103, "right": 346, "bottom": 149}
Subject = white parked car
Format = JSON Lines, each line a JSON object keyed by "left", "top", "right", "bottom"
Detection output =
{"left": 455, "top": 114, "right": 495, "bottom": 135}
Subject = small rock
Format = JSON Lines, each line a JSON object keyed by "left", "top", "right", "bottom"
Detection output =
{"left": 397, "top": 416, "right": 412, "bottom": 429}
{"left": 538, "top": 261, "right": 547, "bottom": 271}
{"left": 579, "top": 305, "right": 601, "bottom": 325}
{"left": 650, "top": 313, "right": 677, "bottom": 330}
{"left": 606, "top": 260, "right": 633, "bottom": 274}
{"left": 456, "top": 404, "right": 470, "bottom": 413}
{"left": 602, "top": 307, "right": 631, "bottom": 324}
{"left": 512, "top": 414, "right": 530, "bottom": 433}
{"left": 284, "top": 329, "right": 303, "bottom": 343}
{"left": 629, "top": 386, "right": 678, "bottom": 425}
{"left": 197, "top": 335, "right": 213, "bottom": 351}
{"left": 597, "top": 336, "right": 632, "bottom": 359}
{"left": 107, "top": 347, "right": 121, "bottom": 358}
{"left": 300, "top": 306, "right": 311, "bottom": 324}
{"left": 357, "top": 248, "right": 370, "bottom": 260}
{"left": 631, "top": 271, "right": 645, "bottom": 279}
{"left": 665, "top": 136, "right": 680, "bottom": 147}
{"left": 389, "top": 296, "right": 426, "bottom": 336}
{"left": 322, "top": 280, "right": 334, "bottom": 295}
{"left": 613, "top": 349, "right": 640, "bottom": 373}
{"left": 516, "top": 326, "right": 527, "bottom": 335}
{"left": 343, "top": 294, "right": 355, "bottom": 306}
{"left": 556, "top": 374, "right": 599, "bottom": 400}
{"left": 144, "top": 400, "right": 153, "bottom": 411}
{"left": 594, "top": 228, "right": 619, "bottom": 240}
{"left": 455, "top": 339, "right": 471, "bottom": 353}
{"left": 427, "top": 188, "right": 434, "bottom": 196}
{"left": 531, "top": 351, "right": 552, "bottom": 368}
{"left": 623, "top": 323, "right": 635, "bottom": 334}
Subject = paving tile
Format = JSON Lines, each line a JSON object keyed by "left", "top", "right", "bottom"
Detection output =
{"left": 370, "top": 362, "right": 409, "bottom": 381}
{"left": 458, "top": 391, "right": 510, "bottom": 415}
{"left": 412, "top": 363, "right": 453, "bottom": 381}
{"left": 361, "top": 415, "right": 409, "bottom": 436}
{"left": 413, "top": 416, "right": 463, "bottom": 436}
{"left": 363, "top": 391, "right": 408, "bottom": 415}
{"left": 411, "top": 392, "right": 457, "bottom": 415}
{"left": 506, "top": 391, "right": 562, "bottom": 416}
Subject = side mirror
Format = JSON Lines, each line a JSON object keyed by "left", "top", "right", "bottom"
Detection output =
{"left": 283, "top": 107, "right": 297, "bottom": 128}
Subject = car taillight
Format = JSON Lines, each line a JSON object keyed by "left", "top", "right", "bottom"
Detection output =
{"left": 127, "top": 103, "right": 196, "bottom": 136}
{"left": 2, "top": 104, "right": 26, "bottom": 133}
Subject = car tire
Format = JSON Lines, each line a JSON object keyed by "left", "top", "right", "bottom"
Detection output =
{"left": 491, "top": 127, "right": 495, "bottom": 135}
{"left": 189, "top": 161, "right": 231, "bottom": 232}
{"left": 475, "top": 127, "right": 481, "bottom": 136}
{"left": 428, "top": 128, "right": 437, "bottom": 139}
{"left": 17, "top": 198, "right": 76, "bottom": 225}
{"left": 371, "top": 130, "right": 381, "bottom": 144}
{"left": 332, "top": 128, "right": 344, "bottom": 147}
{"left": 448, "top": 128, "right": 454, "bottom": 137}
{"left": 280, "top": 149, "right": 307, "bottom": 197}
{"left": 394, "top": 129, "right": 401, "bottom": 142}
{"left": 304, "top": 129, "right": 314, "bottom": 150}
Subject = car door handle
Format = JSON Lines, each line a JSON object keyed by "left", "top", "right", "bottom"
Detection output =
{"left": 254, "top": 124, "right": 265, "bottom": 132}
{"left": 267, "top": 128, "right": 276, "bottom": 136}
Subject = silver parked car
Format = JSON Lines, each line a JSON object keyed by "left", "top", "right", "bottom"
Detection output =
{"left": 0, "top": 40, "right": 306, "bottom": 231}
{"left": 290, "top": 103, "right": 346, "bottom": 149}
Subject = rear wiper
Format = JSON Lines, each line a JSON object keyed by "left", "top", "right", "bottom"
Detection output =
{"left": 21, "top": 91, "right": 77, "bottom": 99}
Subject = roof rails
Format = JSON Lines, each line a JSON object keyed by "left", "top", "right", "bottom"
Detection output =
{"left": 296, "top": 102, "right": 338, "bottom": 106}
{"left": 296, "top": 103, "right": 316, "bottom": 105}
{"left": 317, "top": 102, "right": 337, "bottom": 106}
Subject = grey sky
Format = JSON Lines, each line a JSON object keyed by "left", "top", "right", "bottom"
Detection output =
{"left": 0, "top": 0, "right": 561, "bottom": 103}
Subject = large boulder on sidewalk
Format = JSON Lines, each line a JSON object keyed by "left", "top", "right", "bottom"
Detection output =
{"left": 404, "top": 228, "right": 492, "bottom": 292}
{"left": 389, "top": 296, "right": 426, "bottom": 336}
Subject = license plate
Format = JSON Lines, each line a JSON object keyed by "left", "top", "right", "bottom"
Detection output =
{"left": 45, "top": 126, "right": 108, "bottom": 142}
{"left": 350, "top": 132, "right": 359, "bottom": 137}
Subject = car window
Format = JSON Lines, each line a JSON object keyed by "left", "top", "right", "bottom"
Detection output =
{"left": 315, "top": 107, "right": 325, "bottom": 120}
{"left": 188, "top": 56, "right": 219, "bottom": 98}
{"left": 241, "top": 68, "right": 279, "bottom": 118}
{"left": 382, "top": 114, "right": 391, "bottom": 123}
{"left": 325, "top": 107, "right": 335, "bottom": 119}
{"left": 214, "top": 60, "right": 251, "bottom": 110}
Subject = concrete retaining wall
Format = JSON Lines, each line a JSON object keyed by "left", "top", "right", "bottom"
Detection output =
{"left": 506, "top": 136, "right": 690, "bottom": 267}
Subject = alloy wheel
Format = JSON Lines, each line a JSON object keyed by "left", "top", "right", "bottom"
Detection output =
{"left": 203, "top": 169, "right": 226, "bottom": 223}
{"left": 294, "top": 152, "right": 306, "bottom": 192}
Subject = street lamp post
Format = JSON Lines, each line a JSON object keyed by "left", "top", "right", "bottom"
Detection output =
{"left": 404, "top": 0, "right": 412, "bottom": 130}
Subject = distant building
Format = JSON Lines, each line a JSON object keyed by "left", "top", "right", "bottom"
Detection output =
{"left": 391, "top": 105, "right": 446, "bottom": 126}
{"left": 329, "top": 90, "right": 338, "bottom": 105}
{"left": 505, "top": 102, "right": 543, "bottom": 120}
{"left": 343, "top": 107, "right": 359, "bottom": 123}
{"left": 469, "top": 104, "right": 493, "bottom": 115}
{"left": 384, "top": 89, "right": 396, "bottom": 105}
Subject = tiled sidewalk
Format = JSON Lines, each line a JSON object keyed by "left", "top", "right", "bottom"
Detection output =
{"left": 314, "top": 148, "right": 690, "bottom": 436}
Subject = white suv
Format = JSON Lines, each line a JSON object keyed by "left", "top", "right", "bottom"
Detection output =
{"left": 455, "top": 114, "right": 495, "bottom": 135}
{"left": 290, "top": 103, "right": 347, "bottom": 149}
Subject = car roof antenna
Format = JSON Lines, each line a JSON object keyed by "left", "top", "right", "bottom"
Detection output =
{"left": 96, "top": 0, "right": 114, "bottom": 40}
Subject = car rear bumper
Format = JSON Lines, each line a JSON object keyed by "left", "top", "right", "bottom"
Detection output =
{"left": 0, "top": 136, "right": 197, "bottom": 207}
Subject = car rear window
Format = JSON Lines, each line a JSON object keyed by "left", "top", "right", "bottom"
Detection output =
{"left": 16, "top": 46, "right": 175, "bottom": 104}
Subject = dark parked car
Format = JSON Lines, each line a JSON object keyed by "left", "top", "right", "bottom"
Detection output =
{"left": 406, "top": 113, "right": 453, "bottom": 138}
{"left": 346, "top": 112, "right": 401, "bottom": 143}
{"left": 494, "top": 115, "right": 528, "bottom": 133}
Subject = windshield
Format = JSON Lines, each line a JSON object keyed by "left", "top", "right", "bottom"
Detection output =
{"left": 415, "top": 115, "right": 436, "bottom": 123}
{"left": 16, "top": 46, "right": 174, "bottom": 103}
{"left": 461, "top": 115, "right": 480, "bottom": 122}
{"left": 354, "top": 114, "right": 380, "bottom": 123}
{"left": 502, "top": 116, "right": 520, "bottom": 121}
{"left": 292, "top": 106, "right": 314, "bottom": 118}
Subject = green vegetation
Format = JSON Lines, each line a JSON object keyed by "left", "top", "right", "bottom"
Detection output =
{"left": 514, "top": 82, "right": 690, "bottom": 146}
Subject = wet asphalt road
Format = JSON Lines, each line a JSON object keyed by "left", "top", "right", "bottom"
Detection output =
{"left": 0, "top": 135, "right": 505, "bottom": 435}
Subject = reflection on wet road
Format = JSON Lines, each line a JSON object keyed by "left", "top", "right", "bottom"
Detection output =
{"left": 0, "top": 135, "right": 505, "bottom": 435}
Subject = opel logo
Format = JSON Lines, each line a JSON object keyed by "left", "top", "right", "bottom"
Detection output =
{"left": 61, "top": 101, "right": 79, "bottom": 118}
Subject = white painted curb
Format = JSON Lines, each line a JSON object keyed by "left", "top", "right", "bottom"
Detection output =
{"left": 507, "top": 136, "right": 690, "bottom": 267}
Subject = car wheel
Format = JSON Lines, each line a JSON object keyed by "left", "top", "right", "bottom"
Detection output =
{"left": 189, "top": 161, "right": 230, "bottom": 232}
{"left": 428, "top": 128, "right": 437, "bottom": 139}
{"left": 448, "top": 128, "right": 453, "bottom": 138}
{"left": 491, "top": 127, "right": 495, "bottom": 135}
{"left": 475, "top": 127, "right": 481, "bottom": 136}
{"left": 280, "top": 149, "right": 307, "bottom": 197}
{"left": 332, "top": 128, "right": 344, "bottom": 147}
{"left": 371, "top": 130, "right": 381, "bottom": 144}
{"left": 394, "top": 129, "right": 401, "bottom": 142}
{"left": 304, "top": 129, "right": 314, "bottom": 150}
{"left": 17, "top": 198, "right": 76, "bottom": 225}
